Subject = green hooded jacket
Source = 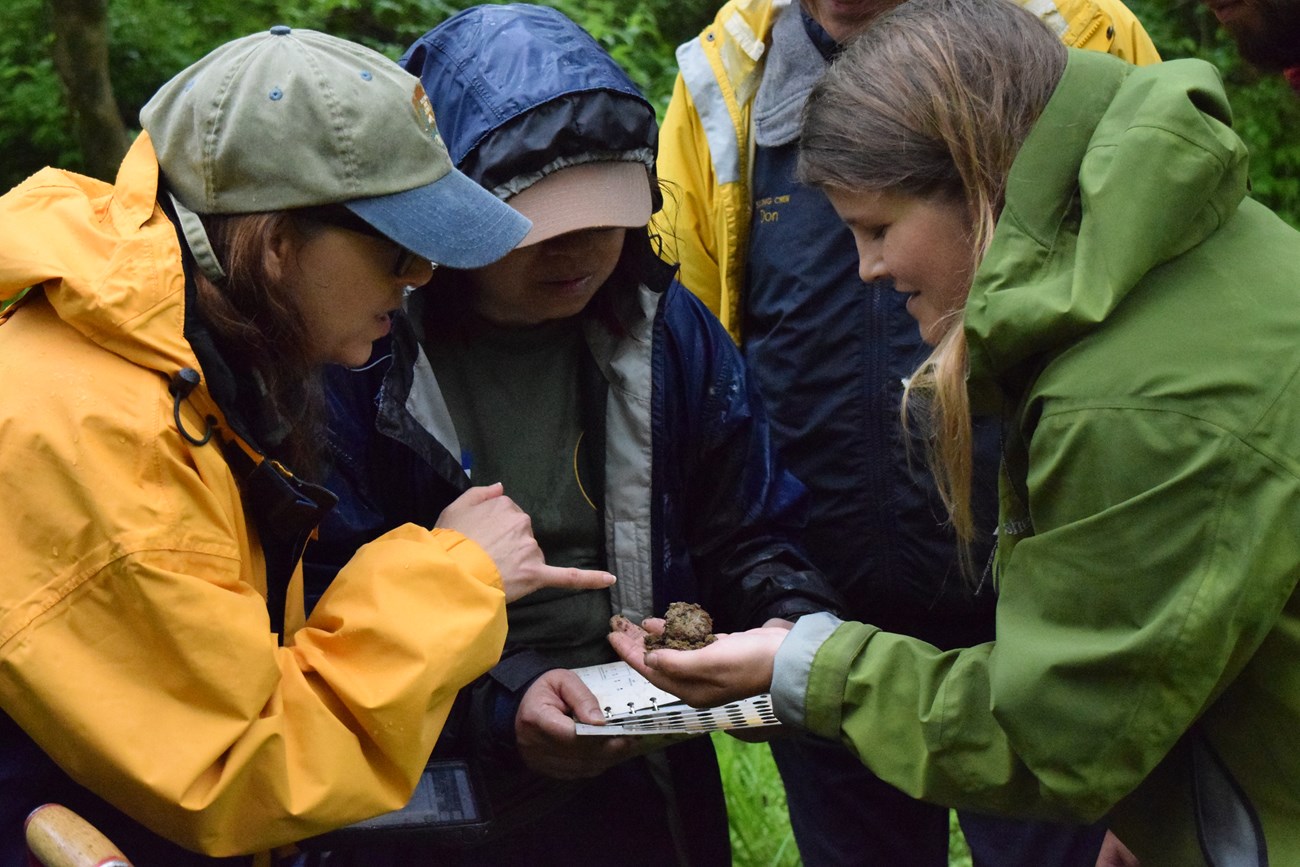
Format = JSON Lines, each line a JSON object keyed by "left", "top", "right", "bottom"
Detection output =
{"left": 776, "top": 50, "right": 1300, "bottom": 865}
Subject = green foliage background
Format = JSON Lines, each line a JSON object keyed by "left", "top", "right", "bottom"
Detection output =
{"left": 0, "top": 0, "right": 710, "bottom": 192}
{"left": 4, "top": 1, "right": 1297, "bottom": 225}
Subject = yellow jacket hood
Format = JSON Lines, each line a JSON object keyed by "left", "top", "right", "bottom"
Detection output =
{"left": 0, "top": 133, "right": 199, "bottom": 381}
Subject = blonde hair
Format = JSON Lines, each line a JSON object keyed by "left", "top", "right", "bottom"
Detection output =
{"left": 799, "top": 0, "right": 1065, "bottom": 567}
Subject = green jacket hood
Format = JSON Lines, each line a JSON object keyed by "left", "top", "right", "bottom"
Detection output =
{"left": 965, "top": 51, "right": 1249, "bottom": 413}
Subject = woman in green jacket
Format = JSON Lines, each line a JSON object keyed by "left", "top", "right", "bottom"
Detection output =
{"left": 611, "top": 0, "right": 1300, "bottom": 863}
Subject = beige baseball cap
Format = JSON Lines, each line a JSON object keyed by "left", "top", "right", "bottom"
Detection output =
{"left": 140, "top": 25, "right": 529, "bottom": 271}
{"left": 507, "top": 161, "right": 653, "bottom": 247}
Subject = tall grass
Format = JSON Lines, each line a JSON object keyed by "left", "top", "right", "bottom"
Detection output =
{"left": 714, "top": 734, "right": 972, "bottom": 867}
{"left": 713, "top": 734, "right": 800, "bottom": 867}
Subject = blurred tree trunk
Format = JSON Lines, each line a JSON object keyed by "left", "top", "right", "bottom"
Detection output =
{"left": 48, "top": 0, "right": 129, "bottom": 181}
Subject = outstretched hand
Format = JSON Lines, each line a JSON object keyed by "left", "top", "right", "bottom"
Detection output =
{"left": 437, "top": 484, "right": 615, "bottom": 602}
{"left": 607, "top": 615, "right": 790, "bottom": 709}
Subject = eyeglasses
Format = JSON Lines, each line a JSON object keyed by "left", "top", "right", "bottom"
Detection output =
{"left": 297, "top": 207, "right": 432, "bottom": 277}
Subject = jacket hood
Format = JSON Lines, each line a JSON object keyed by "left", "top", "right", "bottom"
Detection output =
{"left": 399, "top": 4, "right": 659, "bottom": 205}
{"left": 964, "top": 51, "right": 1249, "bottom": 412}
{"left": 0, "top": 133, "right": 198, "bottom": 381}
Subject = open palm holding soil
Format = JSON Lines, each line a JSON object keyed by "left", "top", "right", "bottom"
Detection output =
{"left": 608, "top": 615, "right": 792, "bottom": 708}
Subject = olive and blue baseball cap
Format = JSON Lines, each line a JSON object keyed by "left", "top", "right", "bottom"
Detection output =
{"left": 140, "top": 25, "right": 529, "bottom": 274}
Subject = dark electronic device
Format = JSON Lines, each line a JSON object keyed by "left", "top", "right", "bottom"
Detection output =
{"left": 301, "top": 760, "right": 491, "bottom": 850}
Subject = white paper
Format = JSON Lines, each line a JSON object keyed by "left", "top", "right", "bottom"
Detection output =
{"left": 570, "top": 661, "right": 780, "bottom": 736}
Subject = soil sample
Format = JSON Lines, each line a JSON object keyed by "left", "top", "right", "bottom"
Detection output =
{"left": 643, "top": 601, "right": 716, "bottom": 650}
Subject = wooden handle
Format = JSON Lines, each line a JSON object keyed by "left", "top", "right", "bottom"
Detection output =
{"left": 24, "top": 804, "right": 132, "bottom": 867}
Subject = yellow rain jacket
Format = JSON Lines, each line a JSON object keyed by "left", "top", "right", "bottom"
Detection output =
{"left": 0, "top": 135, "right": 508, "bottom": 859}
{"left": 656, "top": 0, "right": 1161, "bottom": 341}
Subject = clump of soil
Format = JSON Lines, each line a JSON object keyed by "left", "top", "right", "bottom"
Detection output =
{"left": 644, "top": 602, "right": 716, "bottom": 651}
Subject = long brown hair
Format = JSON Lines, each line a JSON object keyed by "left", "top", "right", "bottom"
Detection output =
{"left": 192, "top": 212, "right": 327, "bottom": 477}
{"left": 798, "top": 0, "right": 1066, "bottom": 568}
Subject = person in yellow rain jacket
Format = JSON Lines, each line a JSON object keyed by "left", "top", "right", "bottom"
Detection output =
{"left": 0, "top": 26, "right": 613, "bottom": 867}
{"left": 654, "top": 1, "right": 1159, "bottom": 866}
{"left": 657, "top": 0, "right": 1159, "bottom": 335}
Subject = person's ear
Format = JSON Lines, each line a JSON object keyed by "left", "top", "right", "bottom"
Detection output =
{"left": 263, "top": 217, "right": 298, "bottom": 283}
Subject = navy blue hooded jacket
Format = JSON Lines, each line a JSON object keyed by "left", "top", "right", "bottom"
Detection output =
{"left": 303, "top": 6, "right": 843, "bottom": 863}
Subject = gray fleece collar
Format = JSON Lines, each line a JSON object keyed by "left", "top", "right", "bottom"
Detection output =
{"left": 752, "top": 2, "right": 829, "bottom": 148}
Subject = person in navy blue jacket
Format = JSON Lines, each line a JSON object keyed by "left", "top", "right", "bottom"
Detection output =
{"left": 301, "top": 5, "right": 844, "bottom": 865}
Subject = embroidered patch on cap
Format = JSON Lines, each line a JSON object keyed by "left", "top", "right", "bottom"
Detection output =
{"left": 412, "top": 83, "right": 444, "bottom": 148}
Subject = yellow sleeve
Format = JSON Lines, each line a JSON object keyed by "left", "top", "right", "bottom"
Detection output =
{"left": 3, "top": 521, "right": 505, "bottom": 856}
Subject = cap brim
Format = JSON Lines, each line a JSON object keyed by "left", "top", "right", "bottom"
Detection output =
{"left": 509, "top": 162, "right": 652, "bottom": 247}
{"left": 345, "top": 167, "right": 530, "bottom": 270}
